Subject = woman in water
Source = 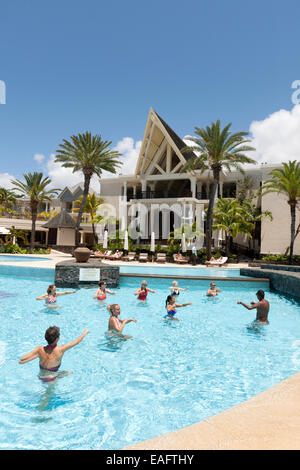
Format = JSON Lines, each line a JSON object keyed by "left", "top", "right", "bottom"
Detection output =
{"left": 36, "top": 284, "right": 76, "bottom": 307}
{"left": 134, "top": 280, "right": 155, "bottom": 301}
{"left": 93, "top": 280, "right": 116, "bottom": 300}
{"left": 165, "top": 295, "right": 192, "bottom": 320}
{"left": 18, "top": 326, "right": 89, "bottom": 382}
{"left": 106, "top": 304, "right": 137, "bottom": 336}
{"left": 168, "top": 280, "right": 188, "bottom": 296}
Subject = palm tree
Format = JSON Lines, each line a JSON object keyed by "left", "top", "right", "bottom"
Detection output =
{"left": 55, "top": 131, "right": 122, "bottom": 245}
{"left": 5, "top": 225, "right": 28, "bottom": 245}
{"left": 182, "top": 121, "right": 256, "bottom": 259}
{"left": 262, "top": 160, "right": 300, "bottom": 262}
{"left": 212, "top": 198, "right": 255, "bottom": 256}
{"left": 0, "top": 187, "right": 19, "bottom": 215}
{"left": 73, "top": 193, "right": 104, "bottom": 244}
{"left": 11, "top": 173, "right": 59, "bottom": 251}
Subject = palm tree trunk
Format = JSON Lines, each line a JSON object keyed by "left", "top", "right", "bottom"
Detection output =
{"left": 75, "top": 174, "right": 91, "bottom": 246}
{"left": 92, "top": 222, "right": 98, "bottom": 245}
{"left": 205, "top": 170, "right": 219, "bottom": 260}
{"left": 225, "top": 233, "right": 230, "bottom": 257}
{"left": 289, "top": 202, "right": 296, "bottom": 263}
{"left": 30, "top": 202, "right": 38, "bottom": 251}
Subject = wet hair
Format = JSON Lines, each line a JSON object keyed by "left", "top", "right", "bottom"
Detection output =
{"left": 256, "top": 290, "right": 265, "bottom": 299}
{"left": 47, "top": 284, "right": 56, "bottom": 295}
{"left": 107, "top": 304, "right": 119, "bottom": 315}
{"left": 99, "top": 280, "right": 106, "bottom": 288}
{"left": 165, "top": 295, "right": 174, "bottom": 307}
{"left": 45, "top": 326, "right": 60, "bottom": 345}
{"left": 141, "top": 280, "right": 147, "bottom": 290}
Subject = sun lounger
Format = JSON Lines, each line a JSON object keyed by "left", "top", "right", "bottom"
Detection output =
{"left": 205, "top": 256, "right": 228, "bottom": 266}
{"left": 156, "top": 253, "right": 166, "bottom": 263}
{"left": 102, "top": 250, "right": 112, "bottom": 259}
{"left": 138, "top": 252, "right": 149, "bottom": 262}
{"left": 108, "top": 251, "right": 123, "bottom": 260}
{"left": 122, "top": 252, "right": 136, "bottom": 261}
{"left": 173, "top": 254, "right": 189, "bottom": 264}
{"left": 91, "top": 250, "right": 107, "bottom": 258}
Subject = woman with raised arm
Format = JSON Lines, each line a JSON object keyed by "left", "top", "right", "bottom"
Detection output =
{"left": 165, "top": 295, "right": 192, "bottom": 320}
{"left": 134, "top": 280, "right": 155, "bottom": 301}
{"left": 106, "top": 304, "right": 137, "bottom": 336}
{"left": 36, "top": 284, "right": 76, "bottom": 307}
{"left": 18, "top": 326, "right": 89, "bottom": 382}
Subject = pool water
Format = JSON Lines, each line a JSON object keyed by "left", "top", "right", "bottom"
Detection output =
{"left": 1, "top": 273, "right": 300, "bottom": 450}
{"left": 120, "top": 265, "right": 242, "bottom": 277}
{"left": 0, "top": 255, "right": 50, "bottom": 262}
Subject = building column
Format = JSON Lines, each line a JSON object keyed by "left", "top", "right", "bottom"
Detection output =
{"left": 123, "top": 181, "right": 127, "bottom": 199}
{"left": 190, "top": 177, "right": 196, "bottom": 198}
{"left": 219, "top": 182, "right": 223, "bottom": 198}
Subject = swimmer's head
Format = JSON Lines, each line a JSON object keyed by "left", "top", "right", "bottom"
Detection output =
{"left": 47, "top": 284, "right": 56, "bottom": 295}
{"left": 165, "top": 295, "right": 175, "bottom": 307}
{"left": 256, "top": 290, "right": 265, "bottom": 300}
{"left": 107, "top": 304, "right": 120, "bottom": 316}
{"left": 172, "top": 281, "right": 178, "bottom": 287}
{"left": 99, "top": 280, "right": 107, "bottom": 288}
{"left": 45, "top": 326, "right": 60, "bottom": 345}
{"left": 210, "top": 282, "right": 216, "bottom": 289}
{"left": 141, "top": 280, "right": 147, "bottom": 289}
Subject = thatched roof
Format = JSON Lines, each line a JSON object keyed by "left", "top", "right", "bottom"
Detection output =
{"left": 43, "top": 209, "right": 78, "bottom": 229}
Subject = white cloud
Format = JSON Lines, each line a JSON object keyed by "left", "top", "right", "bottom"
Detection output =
{"left": 33, "top": 153, "right": 45, "bottom": 164}
{"left": 112, "top": 137, "right": 142, "bottom": 176}
{"left": 0, "top": 173, "right": 16, "bottom": 189}
{"left": 249, "top": 105, "right": 300, "bottom": 165}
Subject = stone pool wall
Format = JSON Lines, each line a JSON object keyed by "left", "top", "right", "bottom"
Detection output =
{"left": 55, "top": 259, "right": 119, "bottom": 287}
{"left": 240, "top": 267, "right": 300, "bottom": 300}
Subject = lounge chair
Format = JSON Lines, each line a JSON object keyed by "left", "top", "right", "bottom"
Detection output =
{"left": 102, "top": 250, "right": 112, "bottom": 259}
{"left": 138, "top": 252, "right": 149, "bottom": 262}
{"left": 122, "top": 252, "right": 136, "bottom": 261}
{"left": 205, "top": 256, "right": 228, "bottom": 266}
{"left": 91, "top": 250, "right": 107, "bottom": 258}
{"left": 108, "top": 251, "right": 123, "bottom": 260}
{"left": 173, "top": 253, "right": 189, "bottom": 264}
{"left": 156, "top": 253, "right": 166, "bottom": 263}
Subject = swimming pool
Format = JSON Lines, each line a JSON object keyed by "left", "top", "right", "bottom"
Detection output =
{"left": 0, "top": 255, "right": 50, "bottom": 262}
{"left": 120, "top": 265, "right": 242, "bottom": 277}
{"left": 1, "top": 272, "right": 300, "bottom": 450}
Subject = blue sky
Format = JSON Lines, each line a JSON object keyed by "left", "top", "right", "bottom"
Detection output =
{"left": 0, "top": 0, "right": 300, "bottom": 187}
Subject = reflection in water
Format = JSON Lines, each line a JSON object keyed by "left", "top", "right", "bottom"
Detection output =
{"left": 246, "top": 321, "right": 268, "bottom": 338}
{"left": 99, "top": 332, "right": 131, "bottom": 351}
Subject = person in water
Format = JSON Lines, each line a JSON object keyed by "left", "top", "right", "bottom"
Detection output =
{"left": 18, "top": 326, "right": 89, "bottom": 382}
{"left": 237, "top": 289, "right": 270, "bottom": 324}
{"left": 134, "top": 280, "right": 155, "bottom": 301}
{"left": 206, "top": 282, "right": 221, "bottom": 297}
{"left": 169, "top": 280, "right": 188, "bottom": 296}
{"left": 93, "top": 280, "right": 116, "bottom": 300}
{"left": 165, "top": 295, "right": 192, "bottom": 320}
{"left": 36, "top": 284, "right": 76, "bottom": 307}
{"left": 107, "top": 304, "right": 137, "bottom": 335}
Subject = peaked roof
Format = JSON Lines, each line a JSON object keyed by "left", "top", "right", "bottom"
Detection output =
{"left": 154, "top": 111, "right": 196, "bottom": 162}
{"left": 135, "top": 108, "right": 197, "bottom": 176}
{"left": 43, "top": 209, "right": 77, "bottom": 229}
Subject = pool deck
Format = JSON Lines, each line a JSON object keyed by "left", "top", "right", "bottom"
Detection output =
{"left": 124, "top": 370, "right": 300, "bottom": 450}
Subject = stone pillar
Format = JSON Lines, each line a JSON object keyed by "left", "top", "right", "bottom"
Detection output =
{"left": 190, "top": 177, "right": 196, "bottom": 198}
{"left": 219, "top": 182, "right": 223, "bottom": 198}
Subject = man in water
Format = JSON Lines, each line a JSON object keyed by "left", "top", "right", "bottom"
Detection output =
{"left": 206, "top": 282, "right": 221, "bottom": 297}
{"left": 237, "top": 289, "right": 270, "bottom": 324}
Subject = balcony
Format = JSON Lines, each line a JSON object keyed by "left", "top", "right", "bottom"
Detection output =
{"left": 128, "top": 190, "right": 194, "bottom": 201}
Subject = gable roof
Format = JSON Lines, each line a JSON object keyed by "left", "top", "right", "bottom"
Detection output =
{"left": 43, "top": 209, "right": 77, "bottom": 229}
{"left": 135, "top": 108, "right": 197, "bottom": 176}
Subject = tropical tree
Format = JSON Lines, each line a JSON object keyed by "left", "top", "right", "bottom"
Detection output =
{"left": 73, "top": 193, "right": 104, "bottom": 244}
{"left": 55, "top": 131, "right": 122, "bottom": 245}
{"left": 5, "top": 225, "right": 28, "bottom": 245}
{"left": 182, "top": 120, "right": 256, "bottom": 259}
{"left": 11, "top": 173, "right": 59, "bottom": 250}
{"left": 212, "top": 198, "right": 255, "bottom": 257}
{"left": 0, "top": 187, "right": 19, "bottom": 215}
{"left": 262, "top": 160, "right": 300, "bottom": 262}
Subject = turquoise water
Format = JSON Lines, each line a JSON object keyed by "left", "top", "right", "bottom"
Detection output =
{"left": 120, "top": 265, "right": 242, "bottom": 277}
{"left": 1, "top": 271, "right": 300, "bottom": 449}
{"left": 0, "top": 255, "right": 50, "bottom": 262}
